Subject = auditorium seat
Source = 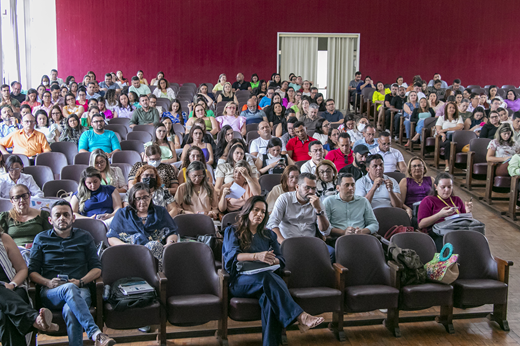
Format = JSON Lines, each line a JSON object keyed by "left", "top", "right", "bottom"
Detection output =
{"left": 42, "top": 179, "right": 78, "bottom": 198}
{"left": 259, "top": 174, "right": 282, "bottom": 191}
{"left": 24, "top": 165, "right": 54, "bottom": 190}
{"left": 448, "top": 130, "right": 477, "bottom": 175}
{"left": 50, "top": 141, "right": 78, "bottom": 165}
{"left": 465, "top": 138, "right": 491, "bottom": 190}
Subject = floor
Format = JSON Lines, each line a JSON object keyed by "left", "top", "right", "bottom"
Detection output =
{"left": 35, "top": 146, "right": 520, "bottom": 345}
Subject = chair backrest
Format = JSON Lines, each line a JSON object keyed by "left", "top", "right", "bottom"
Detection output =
{"left": 173, "top": 214, "right": 215, "bottom": 238}
{"left": 0, "top": 198, "right": 12, "bottom": 212}
{"left": 105, "top": 124, "right": 128, "bottom": 140}
{"left": 127, "top": 131, "right": 153, "bottom": 143}
{"left": 452, "top": 130, "right": 477, "bottom": 153}
{"left": 111, "top": 150, "right": 142, "bottom": 165}
{"left": 281, "top": 237, "right": 335, "bottom": 289}
{"left": 469, "top": 138, "right": 492, "bottom": 164}
{"left": 101, "top": 244, "right": 158, "bottom": 287}
{"left": 385, "top": 172, "right": 405, "bottom": 183}
{"left": 294, "top": 160, "right": 308, "bottom": 170}
{"left": 42, "top": 179, "right": 78, "bottom": 197}
{"left": 172, "top": 124, "right": 185, "bottom": 136}
{"left": 3, "top": 154, "right": 30, "bottom": 167}
{"left": 120, "top": 140, "right": 145, "bottom": 154}
{"left": 466, "top": 85, "right": 481, "bottom": 90}
{"left": 389, "top": 232, "right": 436, "bottom": 264}
{"left": 501, "top": 85, "right": 516, "bottom": 89}
{"left": 155, "top": 98, "right": 171, "bottom": 112}
{"left": 246, "top": 131, "right": 260, "bottom": 144}
{"left": 373, "top": 207, "right": 411, "bottom": 237}
{"left": 73, "top": 152, "right": 92, "bottom": 165}
{"left": 109, "top": 117, "right": 131, "bottom": 127}
{"left": 424, "top": 117, "right": 437, "bottom": 130}
{"left": 246, "top": 123, "right": 258, "bottom": 133}
{"left": 163, "top": 242, "right": 219, "bottom": 297}
{"left": 61, "top": 164, "right": 88, "bottom": 182}
{"left": 35, "top": 152, "right": 68, "bottom": 179}
{"left": 361, "top": 87, "right": 375, "bottom": 99}
{"left": 132, "top": 125, "right": 155, "bottom": 137}
{"left": 50, "top": 141, "right": 78, "bottom": 165}
{"left": 444, "top": 230, "right": 498, "bottom": 281}
{"left": 221, "top": 211, "right": 240, "bottom": 229}
{"left": 72, "top": 218, "right": 108, "bottom": 247}
{"left": 336, "top": 234, "right": 392, "bottom": 286}
{"left": 471, "top": 88, "right": 485, "bottom": 95}
{"left": 111, "top": 163, "right": 132, "bottom": 181}
{"left": 259, "top": 174, "right": 282, "bottom": 191}
{"left": 23, "top": 166, "right": 54, "bottom": 189}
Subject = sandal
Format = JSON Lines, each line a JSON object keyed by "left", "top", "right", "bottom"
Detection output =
{"left": 297, "top": 312, "right": 324, "bottom": 333}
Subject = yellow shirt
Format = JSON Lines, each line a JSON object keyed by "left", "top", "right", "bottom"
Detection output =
{"left": 372, "top": 88, "right": 391, "bottom": 111}
{"left": 0, "top": 129, "right": 51, "bottom": 157}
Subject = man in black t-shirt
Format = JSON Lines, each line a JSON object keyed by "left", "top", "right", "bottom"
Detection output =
{"left": 232, "top": 73, "right": 251, "bottom": 91}
{"left": 339, "top": 144, "right": 369, "bottom": 181}
{"left": 385, "top": 86, "right": 407, "bottom": 134}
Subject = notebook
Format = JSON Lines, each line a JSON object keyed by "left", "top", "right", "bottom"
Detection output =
{"left": 119, "top": 280, "right": 155, "bottom": 295}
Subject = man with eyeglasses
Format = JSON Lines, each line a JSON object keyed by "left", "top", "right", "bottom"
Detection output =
{"left": 0, "top": 114, "right": 50, "bottom": 158}
{"left": 353, "top": 124, "right": 378, "bottom": 150}
{"left": 300, "top": 141, "right": 324, "bottom": 174}
{"left": 78, "top": 113, "right": 121, "bottom": 158}
{"left": 325, "top": 132, "right": 353, "bottom": 171}
{"left": 29, "top": 200, "right": 117, "bottom": 346}
{"left": 369, "top": 131, "right": 406, "bottom": 173}
{"left": 267, "top": 172, "right": 334, "bottom": 262}
{"left": 130, "top": 95, "right": 160, "bottom": 128}
{"left": 321, "top": 99, "right": 344, "bottom": 125}
{"left": 339, "top": 144, "right": 369, "bottom": 181}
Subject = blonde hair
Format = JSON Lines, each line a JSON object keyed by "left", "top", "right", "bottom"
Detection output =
{"left": 407, "top": 156, "right": 428, "bottom": 177}
{"left": 223, "top": 101, "right": 238, "bottom": 116}
{"left": 222, "top": 82, "right": 234, "bottom": 98}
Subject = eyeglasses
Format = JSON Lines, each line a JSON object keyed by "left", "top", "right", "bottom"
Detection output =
{"left": 490, "top": 116, "right": 499, "bottom": 119}
{"left": 23, "top": 120, "right": 35, "bottom": 124}
{"left": 319, "top": 169, "right": 333, "bottom": 175}
{"left": 95, "top": 160, "right": 106, "bottom": 166}
{"left": 135, "top": 195, "right": 151, "bottom": 202}
{"left": 8, "top": 167, "right": 21, "bottom": 172}
{"left": 11, "top": 193, "right": 30, "bottom": 201}
{"left": 91, "top": 120, "right": 104, "bottom": 124}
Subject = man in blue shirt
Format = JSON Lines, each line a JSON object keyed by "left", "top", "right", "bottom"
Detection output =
{"left": 259, "top": 89, "right": 275, "bottom": 108}
{"left": 0, "top": 106, "right": 20, "bottom": 138}
{"left": 321, "top": 98, "right": 344, "bottom": 125}
{"left": 240, "top": 98, "right": 268, "bottom": 125}
{"left": 85, "top": 82, "right": 101, "bottom": 100}
{"left": 353, "top": 124, "right": 379, "bottom": 150}
{"left": 78, "top": 113, "right": 121, "bottom": 158}
{"left": 29, "top": 200, "right": 116, "bottom": 346}
{"left": 99, "top": 73, "right": 121, "bottom": 92}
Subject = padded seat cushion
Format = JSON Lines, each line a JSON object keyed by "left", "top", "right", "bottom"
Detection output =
{"left": 345, "top": 285, "right": 399, "bottom": 313}
{"left": 455, "top": 153, "right": 468, "bottom": 164}
{"left": 229, "top": 297, "right": 261, "bottom": 321}
{"left": 104, "top": 301, "right": 161, "bottom": 329}
{"left": 167, "top": 294, "right": 221, "bottom": 325}
{"left": 400, "top": 283, "right": 453, "bottom": 310}
{"left": 289, "top": 287, "right": 342, "bottom": 315}
{"left": 453, "top": 279, "right": 508, "bottom": 308}
{"left": 473, "top": 163, "right": 487, "bottom": 175}
{"left": 494, "top": 176, "right": 511, "bottom": 188}
{"left": 425, "top": 137, "right": 436, "bottom": 147}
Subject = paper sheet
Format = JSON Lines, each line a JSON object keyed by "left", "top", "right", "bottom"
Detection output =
{"left": 226, "top": 182, "right": 246, "bottom": 199}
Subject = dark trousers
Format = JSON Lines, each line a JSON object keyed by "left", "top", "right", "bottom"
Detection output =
{"left": 385, "top": 109, "right": 393, "bottom": 131}
{"left": 440, "top": 138, "right": 452, "bottom": 160}
{"left": 0, "top": 286, "right": 37, "bottom": 346}
{"left": 230, "top": 271, "right": 303, "bottom": 346}
{"left": 428, "top": 230, "right": 444, "bottom": 252}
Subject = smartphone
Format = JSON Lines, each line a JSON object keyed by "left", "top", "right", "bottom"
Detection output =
{"left": 57, "top": 274, "right": 69, "bottom": 282}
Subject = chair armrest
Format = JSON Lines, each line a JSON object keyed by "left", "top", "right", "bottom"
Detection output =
{"left": 94, "top": 277, "right": 104, "bottom": 329}
{"left": 387, "top": 260, "right": 402, "bottom": 290}
{"left": 218, "top": 269, "right": 230, "bottom": 301}
{"left": 494, "top": 256, "right": 513, "bottom": 284}
{"left": 466, "top": 151, "right": 475, "bottom": 170}
{"left": 158, "top": 271, "right": 167, "bottom": 301}
{"left": 28, "top": 280, "right": 36, "bottom": 302}
{"left": 333, "top": 263, "right": 348, "bottom": 292}
{"left": 280, "top": 268, "right": 291, "bottom": 285}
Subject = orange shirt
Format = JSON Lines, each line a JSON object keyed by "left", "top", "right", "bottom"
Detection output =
{"left": 0, "top": 129, "right": 51, "bottom": 157}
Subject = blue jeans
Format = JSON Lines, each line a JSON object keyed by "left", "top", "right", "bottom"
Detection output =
{"left": 41, "top": 283, "right": 99, "bottom": 346}
{"left": 403, "top": 119, "right": 411, "bottom": 139}
{"left": 415, "top": 119, "right": 425, "bottom": 136}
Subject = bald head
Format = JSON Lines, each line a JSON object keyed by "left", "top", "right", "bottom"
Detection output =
{"left": 22, "top": 113, "right": 35, "bottom": 131}
{"left": 236, "top": 73, "right": 244, "bottom": 82}
{"left": 258, "top": 121, "right": 271, "bottom": 138}
{"left": 247, "top": 98, "right": 257, "bottom": 111}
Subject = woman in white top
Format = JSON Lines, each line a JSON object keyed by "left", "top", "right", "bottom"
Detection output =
{"left": 114, "top": 93, "right": 135, "bottom": 119}
{"left": 255, "top": 137, "right": 294, "bottom": 175}
{"left": 435, "top": 102, "right": 464, "bottom": 171}
{"left": 312, "top": 118, "right": 330, "bottom": 145}
{"left": 89, "top": 149, "right": 127, "bottom": 193}
{"left": 34, "top": 109, "right": 59, "bottom": 143}
{"left": 345, "top": 117, "right": 367, "bottom": 143}
{"left": 486, "top": 123, "right": 519, "bottom": 177}
{"left": 153, "top": 78, "right": 176, "bottom": 101}
{"left": 215, "top": 143, "right": 259, "bottom": 192}
{"left": 0, "top": 155, "right": 43, "bottom": 198}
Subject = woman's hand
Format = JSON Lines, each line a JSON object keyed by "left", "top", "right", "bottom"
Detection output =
{"left": 4, "top": 282, "right": 15, "bottom": 290}
{"left": 405, "top": 208, "right": 413, "bottom": 219}
{"left": 237, "top": 167, "right": 250, "bottom": 179}
{"left": 256, "top": 250, "right": 277, "bottom": 265}
{"left": 437, "top": 206, "right": 455, "bottom": 218}
{"left": 221, "top": 186, "right": 231, "bottom": 198}
{"left": 207, "top": 210, "right": 219, "bottom": 220}
{"left": 465, "top": 200, "right": 473, "bottom": 213}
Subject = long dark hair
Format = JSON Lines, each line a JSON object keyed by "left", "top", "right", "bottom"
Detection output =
{"left": 226, "top": 143, "right": 246, "bottom": 166}
{"left": 429, "top": 172, "right": 453, "bottom": 196}
{"left": 183, "top": 161, "right": 214, "bottom": 206}
{"left": 182, "top": 146, "right": 207, "bottom": 168}
{"left": 152, "top": 123, "right": 171, "bottom": 147}
{"left": 216, "top": 125, "right": 233, "bottom": 159}
{"left": 234, "top": 196, "right": 270, "bottom": 251}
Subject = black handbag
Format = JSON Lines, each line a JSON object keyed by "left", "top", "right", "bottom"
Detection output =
{"left": 197, "top": 234, "right": 223, "bottom": 261}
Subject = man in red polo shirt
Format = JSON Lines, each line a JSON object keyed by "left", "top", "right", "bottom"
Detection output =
{"left": 324, "top": 132, "right": 353, "bottom": 171}
{"left": 286, "top": 121, "right": 316, "bottom": 161}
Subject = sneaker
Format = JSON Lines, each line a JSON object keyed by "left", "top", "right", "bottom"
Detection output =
{"left": 138, "top": 325, "right": 151, "bottom": 333}
{"left": 95, "top": 333, "right": 116, "bottom": 346}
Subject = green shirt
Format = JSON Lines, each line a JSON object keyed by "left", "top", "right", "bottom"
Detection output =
{"left": 323, "top": 194, "right": 379, "bottom": 234}
{"left": 0, "top": 210, "right": 52, "bottom": 246}
{"left": 130, "top": 107, "right": 160, "bottom": 126}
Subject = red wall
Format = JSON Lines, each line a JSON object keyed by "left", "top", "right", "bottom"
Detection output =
{"left": 56, "top": 0, "right": 520, "bottom": 87}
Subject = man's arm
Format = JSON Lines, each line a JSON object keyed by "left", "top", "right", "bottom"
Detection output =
{"left": 129, "top": 110, "right": 139, "bottom": 127}
{"left": 266, "top": 195, "right": 287, "bottom": 243}
{"left": 0, "top": 132, "right": 13, "bottom": 154}
{"left": 389, "top": 191, "right": 402, "bottom": 208}
{"left": 363, "top": 199, "right": 379, "bottom": 234}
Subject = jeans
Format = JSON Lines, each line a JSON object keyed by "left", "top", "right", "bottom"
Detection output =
{"left": 403, "top": 119, "right": 411, "bottom": 139}
{"left": 415, "top": 119, "right": 425, "bottom": 136}
{"left": 41, "top": 283, "right": 99, "bottom": 346}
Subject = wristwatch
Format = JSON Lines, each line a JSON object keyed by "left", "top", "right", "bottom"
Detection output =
{"left": 315, "top": 210, "right": 324, "bottom": 216}
{"left": 79, "top": 279, "right": 84, "bottom": 288}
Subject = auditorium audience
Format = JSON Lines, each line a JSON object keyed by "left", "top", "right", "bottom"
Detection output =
{"left": 212, "top": 74, "right": 227, "bottom": 92}
{"left": 29, "top": 200, "right": 115, "bottom": 346}
{"left": 21, "top": 88, "right": 40, "bottom": 111}
{"left": 218, "top": 160, "right": 261, "bottom": 213}
{"left": 280, "top": 116, "right": 297, "bottom": 147}
{"left": 180, "top": 125, "right": 214, "bottom": 166}
{"left": 215, "top": 125, "right": 234, "bottom": 162}
{"left": 370, "top": 131, "right": 406, "bottom": 173}
{"left": 240, "top": 98, "right": 268, "bottom": 125}
{"left": 353, "top": 124, "right": 378, "bottom": 150}
{"left": 129, "top": 76, "right": 151, "bottom": 96}
{"left": 355, "top": 154, "right": 402, "bottom": 209}
{"left": 266, "top": 102, "right": 286, "bottom": 134}
{"left": 131, "top": 164, "right": 176, "bottom": 215}
{"left": 89, "top": 149, "right": 127, "bottom": 192}
{"left": 0, "top": 184, "right": 50, "bottom": 246}
{"left": 188, "top": 98, "right": 215, "bottom": 118}
{"left": 71, "top": 167, "right": 122, "bottom": 226}
{"left": 232, "top": 73, "right": 251, "bottom": 91}
{"left": 436, "top": 102, "right": 464, "bottom": 171}
{"left": 129, "top": 95, "right": 160, "bottom": 127}
{"left": 339, "top": 144, "right": 369, "bottom": 181}
{"left": 488, "top": 86, "right": 506, "bottom": 108}
{"left": 216, "top": 101, "right": 246, "bottom": 136}
{"left": 399, "top": 157, "right": 434, "bottom": 219}
{"left": 286, "top": 121, "right": 317, "bottom": 161}
{"left": 250, "top": 121, "right": 286, "bottom": 158}
{"left": 0, "top": 106, "right": 20, "bottom": 138}
{"left": 63, "top": 92, "right": 84, "bottom": 117}
{"left": 153, "top": 78, "right": 176, "bottom": 101}
{"left": 216, "top": 82, "right": 239, "bottom": 104}
{"left": 464, "top": 106, "right": 487, "bottom": 133}
{"left": 0, "top": 113, "right": 51, "bottom": 158}
{"left": 487, "top": 123, "right": 519, "bottom": 175}
{"left": 311, "top": 118, "right": 330, "bottom": 145}
{"left": 315, "top": 160, "right": 337, "bottom": 200}
{"left": 324, "top": 132, "right": 353, "bottom": 171}
{"left": 178, "top": 146, "right": 213, "bottom": 184}
{"left": 266, "top": 165, "right": 299, "bottom": 213}
{"left": 0, "top": 155, "right": 43, "bottom": 198}
{"left": 32, "top": 91, "right": 53, "bottom": 116}
{"left": 480, "top": 109, "right": 501, "bottom": 139}
{"left": 324, "top": 172, "right": 378, "bottom": 236}
{"left": 144, "top": 123, "right": 177, "bottom": 164}
{"left": 255, "top": 137, "right": 293, "bottom": 175}
{"left": 185, "top": 104, "right": 218, "bottom": 136}
{"left": 408, "top": 97, "right": 435, "bottom": 144}
{"left": 78, "top": 113, "right": 120, "bottom": 157}
{"left": 34, "top": 109, "right": 59, "bottom": 144}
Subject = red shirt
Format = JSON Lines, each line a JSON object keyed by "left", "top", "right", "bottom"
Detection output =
{"left": 287, "top": 136, "right": 317, "bottom": 162}
{"left": 325, "top": 148, "right": 354, "bottom": 171}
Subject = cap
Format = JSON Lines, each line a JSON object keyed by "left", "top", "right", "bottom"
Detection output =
{"left": 353, "top": 144, "right": 370, "bottom": 155}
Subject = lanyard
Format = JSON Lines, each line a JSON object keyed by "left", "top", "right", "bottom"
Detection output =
{"left": 437, "top": 195, "right": 460, "bottom": 214}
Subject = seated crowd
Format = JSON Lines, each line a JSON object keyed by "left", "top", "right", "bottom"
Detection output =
{"left": 1, "top": 69, "right": 511, "bottom": 346}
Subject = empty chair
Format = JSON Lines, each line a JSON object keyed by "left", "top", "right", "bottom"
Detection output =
{"left": 127, "top": 130, "right": 153, "bottom": 143}
{"left": 259, "top": 174, "right": 282, "bottom": 191}
{"left": 246, "top": 131, "right": 260, "bottom": 145}
{"left": 42, "top": 179, "right": 79, "bottom": 198}
{"left": 23, "top": 166, "right": 54, "bottom": 190}
{"left": 501, "top": 85, "right": 516, "bottom": 90}
{"left": 281, "top": 237, "right": 346, "bottom": 340}
{"left": 72, "top": 218, "right": 108, "bottom": 247}
{"left": 335, "top": 234, "right": 400, "bottom": 336}
{"left": 173, "top": 214, "right": 216, "bottom": 238}
{"left": 120, "top": 140, "right": 145, "bottom": 154}
{"left": 161, "top": 242, "right": 225, "bottom": 344}
{"left": 3, "top": 153, "right": 30, "bottom": 167}
{"left": 60, "top": 165, "right": 88, "bottom": 183}
{"left": 172, "top": 123, "right": 185, "bottom": 136}
{"left": 132, "top": 125, "right": 155, "bottom": 137}
{"left": 35, "top": 152, "right": 68, "bottom": 180}
{"left": 447, "top": 130, "right": 477, "bottom": 174}
{"left": 109, "top": 117, "right": 130, "bottom": 127}
{"left": 111, "top": 150, "right": 142, "bottom": 165}
{"left": 155, "top": 98, "right": 171, "bottom": 113}
{"left": 0, "top": 198, "right": 13, "bottom": 212}
{"left": 465, "top": 138, "right": 492, "bottom": 190}
{"left": 373, "top": 207, "right": 411, "bottom": 239}
{"left": 50, "top": 141, "right": 78, "bottom": 165}
{"left": 389, "top": 232, "right": 454, "bottom": 333}
{"left": 385, "top": 171, "right": 405, "bottom": 183}
{"left": 444, "top": 230, "right": 512, "bottom": 331}
{"left": 105, "top": 124, "right": 128, "bottom": 140}
{"left": 111, "top": 163, "right": 132, "bottom": 181}
{"left": 73, "top": 152, "right": 91, "bottom": 165}
{"left": 246, "top": 123, "right": 258, "bottom": 133}
{"left": 100, "top": 245, "right": 165, "bottom": 344}
{"left": 466, "top": 85, "right": 481, "bottom": 90}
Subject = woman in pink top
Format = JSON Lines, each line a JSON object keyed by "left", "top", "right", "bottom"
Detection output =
{"left": 216, "top": 101, "right": 246, "bottom": 136}
{"left": 505, "top": 90, "right": 520, "bottom": 112}
{"left": 21, "top": 88, "right": 41, "bottom": 110}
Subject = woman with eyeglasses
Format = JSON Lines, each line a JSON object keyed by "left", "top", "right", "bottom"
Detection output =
{"left": 312, "top": 118, "right": 331, "bottom": 145}
{"left": 0, "top": 184, "right": 51, "bottom": 246}
{"left": 89, "top": 149, "right": 127, "bottom": 193}
{"left": 107, "top": 183, "right": 178, "bottom": 266}
{"left": 32, "top": 91, "right": 53, "bottom": 117}
{"left": 480, "top": 110, "right": 501, "bottom": 139}
{"left": 315, "top": 160, "right": 337, "bottom": 200}
{"left": 131, "top": 164, "right": 176, "bottom": 217}
{"left": 63, "top": 92, "right": 85, "bottom": 118}
{"left": 0, "top": 155, "right": 43, "bottom": 199}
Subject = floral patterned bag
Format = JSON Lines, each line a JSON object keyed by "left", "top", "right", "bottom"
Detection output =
{"left": 424, "top": 243, "right": 459, "bottom": 284}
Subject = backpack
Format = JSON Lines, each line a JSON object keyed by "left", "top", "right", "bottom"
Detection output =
{"left": 432, "top": 215, "right": 485, "bottom": 236}
{"left": 388, "top": 244, "right": 427, "bottom": 286}
{"left": 383, "top": 225, "right": 415, "bottom": 241}
{"left": 107, "top": 277, "right": 157, "bottom": 311}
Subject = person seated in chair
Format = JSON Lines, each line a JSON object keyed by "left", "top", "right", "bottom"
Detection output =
{"left": 129, "top": 95, "right": 160, "bottom": 128}
{"left": 78, "top": 113, "right": 121, "bottom": 158}
{"left": 0, "top": 155, "right": 43, "bottom": 199}
{"left": 339, "top": 144, "right": 368, "bottom": 181}
{"left": 29, "top": 200, "right": 116, "bottom": 346}
{"left": 255, "top": 137, "right": 293, "bottom": 175}
{"left": 250, "top": 121, "right": 286, "bottom": 158}
{"left": 267, "top": 172, "right": 334, "bottom": 261}
{"left": 352, "top": 124, "right": 378, "bottom": 150}
{"left": 0, "top": 114, "right": 51, "bottom": 159}
{"left": 218, "top": 160, "right": 261, "bottom": 213}
{"left": 369, "top": 131, "right": 406, "bottom": 173}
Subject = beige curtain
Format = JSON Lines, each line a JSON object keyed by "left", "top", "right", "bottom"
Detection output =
{"left": 280, "top": 36, "right": 318, "bottom": 84}
{"left": 327, "top": 37, "right": 356, "bottom": 110}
